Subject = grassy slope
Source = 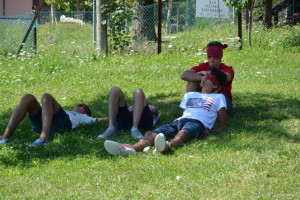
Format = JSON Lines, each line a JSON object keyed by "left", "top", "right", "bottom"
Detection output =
{"left": 0, "top": 23, "right": 299, "bottom": 199}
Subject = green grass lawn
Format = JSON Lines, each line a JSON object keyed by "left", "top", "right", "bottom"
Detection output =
{"left": 0, "top": 23, "right": 299, "bottom": 199}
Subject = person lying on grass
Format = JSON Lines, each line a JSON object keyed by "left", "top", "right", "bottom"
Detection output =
{"left": 104, "top": 67, "right": 227, "bottom": 156}
{"left": 98, "top": 87, "right": 160, "bottom": 140}
{"left": 0, "top": 93, "right": 106, "bottom": 147}
{"left": 181, "top": 41, "right": 234, "bottom": 111}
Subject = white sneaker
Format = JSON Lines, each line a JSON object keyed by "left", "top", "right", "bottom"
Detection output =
{"left": 97, "top": 128, "right": 116, "bottom": 139}
{"left": 131, "top": 129, "right": 144, "bottom": 140}
{"left": 104, "top": 140, "right": 136, "bottom": 156}
{"left": 153, "top": 133, "right": 169, "bottom": 154}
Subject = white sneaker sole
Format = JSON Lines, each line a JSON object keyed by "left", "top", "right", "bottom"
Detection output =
{"left": 104, "top": 140, "right": 136, "bottom": 155}
{"left": 154, "top": 133, "right": 166, "bottom": 153}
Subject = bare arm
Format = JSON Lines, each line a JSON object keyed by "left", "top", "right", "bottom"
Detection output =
{"left": 208, "top": 107, "right": 226, "bottom": 134}
{"left": 225, "top": 72, "right": 232, "bottom": 82}
{"left": 181, "top": 69, "right": 204, "bottom": 82}
{"left": 96, "top": 117, "right": 108, "bottom": 122}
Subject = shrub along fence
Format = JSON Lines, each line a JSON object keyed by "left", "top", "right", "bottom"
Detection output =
{"left": 2, "top": 0, "right": 296, "bottom": 55}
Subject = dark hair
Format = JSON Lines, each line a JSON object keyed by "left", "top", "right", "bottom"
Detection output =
{"left": 207, "top": 41, "right": 228, "bottom": 49}
{"left": 210, "top": 67, "right": 227, "bottom": 86}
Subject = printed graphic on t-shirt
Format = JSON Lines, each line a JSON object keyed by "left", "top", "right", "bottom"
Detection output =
{"left": 186, "top": 97, "right": 214, "bottom": 111}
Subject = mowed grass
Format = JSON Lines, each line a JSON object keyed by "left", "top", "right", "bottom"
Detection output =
{"left": 0, "top": 22, "right": 299, "bottom": 199}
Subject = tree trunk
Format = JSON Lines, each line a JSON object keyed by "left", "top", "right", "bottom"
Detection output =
{"left": 263, "top": 0, "right": 272, "bottom": 28}
{"left": 166, "top": 0, "right": 173, "bottom": 34}
{"left": 238, "top": 11, "right": 242, "bottom": 50}
{"left": 248, "top": 0, "right": 255, "bottom": 47}
{"left": 50, "top": 3, "right": 57, "bottom": 23}
{"left": 96, "top": 0, "right": 107, "bottom": 55}
{"left": 135, "top": 0, "right": 157, "bottom": 41}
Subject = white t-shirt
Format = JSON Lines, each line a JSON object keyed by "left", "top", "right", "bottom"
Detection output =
{"left": 178, "top": 92, "right": 227, "bottom": 129}
{"left": 65, "top": 111, "right": 97, "bottom": 129}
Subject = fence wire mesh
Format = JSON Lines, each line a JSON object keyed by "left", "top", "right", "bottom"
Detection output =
{"left": 0, "top": 9, "right": 36, "bottom": 55}
{"left": 1, "top": 0, "right": 299, "bottom": 56}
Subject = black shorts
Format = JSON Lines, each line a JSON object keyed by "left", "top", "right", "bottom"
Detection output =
{"left": 28, "top": 106, "right": 72, "bottom": 133}
{"left": 116, "top": 103, "right": 153, "bottom": 130}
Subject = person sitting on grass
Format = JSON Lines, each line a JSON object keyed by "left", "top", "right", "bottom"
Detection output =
{"left": 104, "top": 67, "right": 227, "bottom": 155}
{"left": 97, "top": 87, "right": 160, "bottom": 140}
{"left": 181, "top": 41, "right": 234, "bottom": 111}
{"left": 0, "top": 93, "right": 106, "bottom": 147}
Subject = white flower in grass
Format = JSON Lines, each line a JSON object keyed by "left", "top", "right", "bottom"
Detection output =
{"left": 71, "top": 41, "right": 76, "bottom": 44}
{"left": 168, "top": 45, "right": 173, "bottom": 48}
{"left": 256, "top": 72, "right": 262, "bottom": 74}
{"left": 29, "top": 77, "right": 34, "bottom": 80}
{"left": 176, "top": 176, "right": 181, "bottom": 180}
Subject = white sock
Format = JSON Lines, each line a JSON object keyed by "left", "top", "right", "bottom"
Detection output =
{"left": 131, "top": 127, "right": 138, "bottom": 132}
{"left": 108, "top": 125, "right": 116, "bottom": 131}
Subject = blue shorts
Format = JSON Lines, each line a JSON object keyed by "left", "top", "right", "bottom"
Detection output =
{"left": 116, "top": 103, "right": 153, "bottom": 129}
{"left": 152, "top": 118, "right": 205, "bottom": 140}
{"left": 223, "top": 93, "right": 233, "bottom": 112}
{"left": 28, "top": 107, "right": 72, "bottom": 133}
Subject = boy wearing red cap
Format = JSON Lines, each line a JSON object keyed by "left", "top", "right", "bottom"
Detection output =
{"left": 103, "top": 67, "right": 228, "bottom": 156}
{"left": 181, "top": 41, "right": 234, "bottom": 111}
{"left": 0, "top": 93, "right": 106, "bottom": 146}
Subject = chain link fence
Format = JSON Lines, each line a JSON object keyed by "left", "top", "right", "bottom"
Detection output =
{"left": 1, "top": 0, "right": 299, "bottom": 55}
{"left": 0, "top": 9, "right": 36, "bottom": 55}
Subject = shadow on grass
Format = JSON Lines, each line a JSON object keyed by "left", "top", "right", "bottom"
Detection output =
{"left": 0, "top": 92, "right": 182, "bottom": 167}
{"left": 207, "top": 92, "right": 300, "bottom": 152}
{"left": 0, "top": 92, "right": 299, "bottom": 167}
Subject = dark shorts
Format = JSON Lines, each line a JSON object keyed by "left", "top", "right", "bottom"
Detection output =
{"left": 28, "top": 106, "right": 72, "bottom": 133}
{"left": 152, "top": 118, "right": 205, "bottom": 140}
{"left": 223, "top": 93, "right": 233, "bottom": 112}
{"left": 116, "top": 103, "right": 153, "bottom": 130}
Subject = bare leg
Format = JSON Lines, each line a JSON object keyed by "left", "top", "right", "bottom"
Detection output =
{"left": 39, "top": 93, "right": 60, "bottom": 141}
{"left": 169, "top": 130, "right": 190, "bottom": 148}
{"left": 132, "top": 89, "right": 147, "bottom": 127}
{"left": 98, "top": 87, "right": 126, "bottom": 139}
{"left": 154, "top": 130, "right": 190, "bottom": 153}
{"left": 2, "top": 94, "right": 41, "bottom": 140}
{"left": 108, "top": 87, "right": 126, "bottom": 126}
{"left": 186, "top": 81, "right": 202, "bottom": 93}
{"left": 132, "top": 131, "right": 158, "bottom": 152}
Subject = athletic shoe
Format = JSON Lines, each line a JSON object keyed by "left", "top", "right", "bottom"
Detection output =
{"left": 97, "top": 128, "right": 116, "bottom": 139}
{"left": 104, "top": 140, "right": 136, "bottom": 156}
{"left": 30, "top": 138, "right": 48, "bottom": 147}
{"left": 131, "top": 129, "right": 144, "bottom": 140}
{"left": 154, "top": 133, "right": 170, "bottom": 154}
{"left": 0, "top": 139, "right": 9, "bottom": 144}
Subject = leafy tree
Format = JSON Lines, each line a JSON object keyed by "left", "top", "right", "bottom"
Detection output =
{"left": 225, "top": 0, "right": 249, "bottom": 49}
{"left": 101, "top": 0, "right": 134, "bottom": 51}
{"left": 45, "top": 0, "right": 93, "bottom": 11}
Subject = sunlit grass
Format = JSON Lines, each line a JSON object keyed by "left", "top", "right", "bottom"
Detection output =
{"left": 0, "top": 23, "right": 299, "bottom": 199}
